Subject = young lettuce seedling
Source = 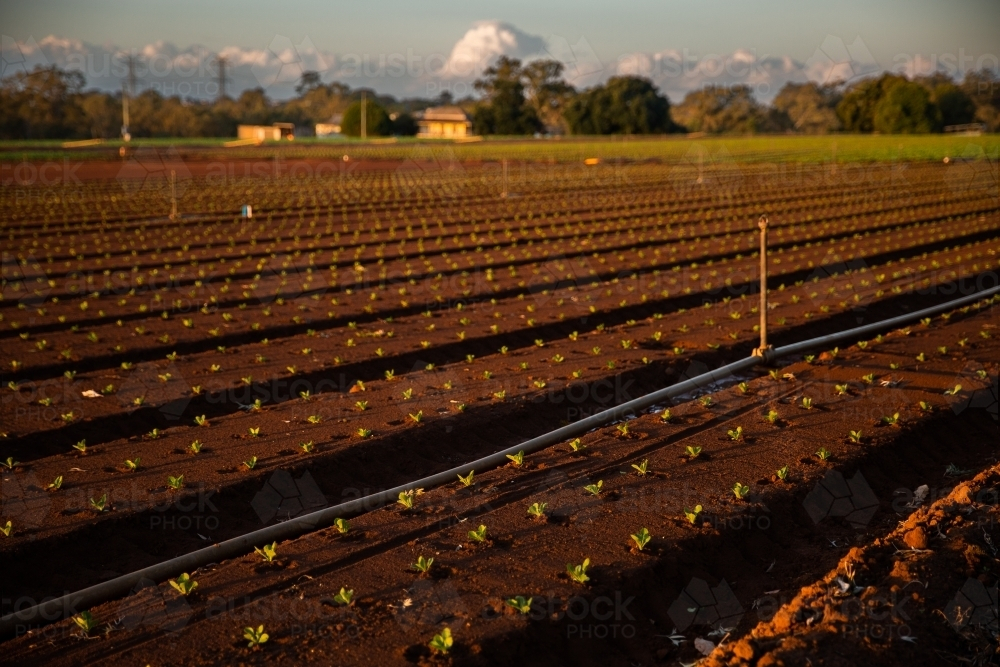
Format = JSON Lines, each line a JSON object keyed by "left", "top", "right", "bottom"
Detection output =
{"left": 881, "top": 412, "right": 900, "bottom": 426}
{"left": 300, "top": 441, "right": 315, "bottom": 453}
{"left": 801, "top": 397, "right": 814, "bottom": 409}
{"left": 732, "top": 483, "right": 750, "bottom": 500}
{"left": 584, "top": 480, "right": 604, "bottom": 496}
{"left": 306, "top": 415, "right": 322, "bottom": 424}
{"left": 765, "top": 410, "right": 780, "bottom": 424}
{"left": 194, "top": 415, "right": 209, "bottom": 427}
{"left": 506, "top": 450, "right": 525, "bottom": 466}
{"left": 568, "top": 438, "right": 587, "bottom": 452}
{"left": 727, "top": 426, "right": 744, "bottom": 441}
{"left": 835, "top": 384, "right": 850, "bottom": 396}
{"left": 506, "top": 596, "right": 533, "bottom": 614}
{"left": 408, "top": 411, "right": 424, "bottom": 423}
{"left": 776, "top": 465, "right": 790, "bottom": 481}
{"left": 659, "top": 409, "right": 674, "bottom": 423}
{"left": 357, "top": 428, "right": 373, "bottom": 438}
{"left": 254, "top": 542, "right": 278, "bottom": 563}
{"left": 684, "top": 505, "right": 703, "bottom": 524}
{"left": 685, "top": 445, "right": 703, "bottom": 460}
{"left": 918, "top": 401, "right": 933, "bottom": 413}
{"left": 468, "top": 524, "right": 488, "bottom": 543}
{"left": 334, "top": 518, "right": 350, "bottom": 534}
{"left": 397, "top": 489, "right": 421, "bottom": 509}
{"left": 243, "top": 625, "right": 269, "bottom": 648}
{"left": 0, "top": 521, "right": 11, "bottom": 537}
{"left": 333, "top": 587, "right": 354, "bottom": 605}
{"left": 169, "top": 573, "right": 198, "bottom": 596}
{"left": 630, "top": 527, "right": 651, "bottom": 551}
{"left": 631, "top": 459, "right": 649, "bottom": 476}
{"left": 457, "top": 470, "right": 475, "bottom": 487}
{"left": 47, "top": 476, "right": 63, "bottom": 491}
{"left": 429, "top": 627, "right": 453, "bottom": 655}
{"left": 248, "top": 427, "right": 261, "bottom": 438}
{"left": 355, "top": 400, "right": 368, "bottom": 411}
{"left": 815, "top": 447, "right": 832, "bottom": 461}
{"left": 566, "top": 558, "right": 591, "bottom": 584}
{"left": 73, "top": 611, "right": 97, "bottom": 635}
{"left": 411, "top": 556, "right": 434, "bottom": 574}
{"left": 527, "top": 502, "right": 548, "bottom": 520}
{"left": 167, "top": 475, "right": 184, "bottom": 490}
{"left": 89, "top": 494, "right": 108, "bottom": 512}
{"left": 1, "top": 457, "right": 19, "bottom": 470}
{"left": 189, "top": 440, "right": 203, "bottom": 454}
{"left": 848, "top": 430, "right": 863, "bottom": 444}
{"left": 243, "top": 456, "right": 258, "bottom": 470}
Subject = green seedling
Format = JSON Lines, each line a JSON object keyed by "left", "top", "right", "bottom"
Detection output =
{"left": 124, "top": 458, "right": 140, "bottom": 472}
{"left": 300, "top": 441, "right": 315, "bottom": 453}
{"left": 566, "top": 558, "right": 591, "bottom": 584}
{"left": 631, "top": 459, "right": 649, "bottom": 476}
{"left": 334, "top": 518, "right": 350, "bottom": 534}
{"left": 429, "top": 627, "right": 453, "bottom": 655}
{"left": 943, "top": 384, "right": 963, "bottom": 396}
{"left": 584, "top": 480, "right": 603, "bottom": 496}
{"left": 727, "top": 426, "right": 744, "bottom": 441}
{"left": 243, "top": 625, "right": 269, "bottom": 648}
{"left": 699, "top": 395, "right": 713, "bottom": 408}
{"left": 568, "top": 438, "right": 587, "bottom": 452}
{"left": 306, "top": 415, "right": 321, "bottom": 424}
{"left": 468, "top": 524, "right": 488, "bottom": 543}
{"left": 881, "top": 413, "right": 900, "bottom": 426}
{"left": 2, "top": 457, "right": 19, "bottom": 470}
{"left": 848, "top": 430, "right": 863, "bottom": 444}
{"left": 0, "top": 521, "right": 11, "bottom": 537}
{"left": 409, "top": 411, "right": 424, "bottom": 423}
{"left": 333, "top": 587, "right": 354, "bottom": 605}
{"left": 862, "top": 373, "right": 875, "bottom": 385}
{"left": 737, "top": 382, "right": 750, "bottom": 394}
{"left": 918, "top": 401, "right": 933, "bottom": 413}
{"left": 527, "top": 502, "right": 548, "bottom": 520}
{"left": 815, "top": 447, "right": 832, "bottom": 461}
{"left": 167, "top": 475, "right": 184, "bottom": 490}
{"left": 776, "top": 465, "right": 790, "bottom": 481}
{"left": 255, "top": 542, "right": 278, "bottom": 562}
{"left": 47, "top": 476, "right": 63, "bottom": 491}
{"left": 402, "top": 388, "right": 414, "bottom": 400}
{"left": 684, "top": 505, "right": 703, "bottom": 524}
{"left": 659, "top": 409, "right": 674, "bottom": 422}
{"left": 355, "top": 400, "right": 368, "bottom": 411}
{"left": 835, "top": 384, "right": 850, "bottom": 396}
{"left": 146, "top": 427, "right": 161, "bottom": 439}
{"left": 801, "top": 397, "right": 814, "bottom": 409}
{"left": 506, "top": 596, "right": 533, "bottom": 614}
{"left": 243, "top": 456, "right": 258, "bottom": 470}
{"left": 616, "top": 423, "right": 631, "bottom": 437}
{"left": 916, "top": 352, "right": 926, "bottom": 362}
{"left": 412, "top": 556, "right": 434, "bottom": 574}
{"left": 732, "top": 482, "right": 750, "bottom": 500}
{"left": 685, "top": 445, "right": 703, "bottom": 460}
{"left": 397, "top": 489, "right": 419, "bottom": 509}
{"left": 357, "top": 427, "right": 373, "bottom": 438}
{"left": 248, "top": 427, "right": 261, "bottom": 438}
{"left": 457, "top": 470, "right": 475, "bottom": 487}
{"left": 169, "top": 573, "right": 198, "bottom": 596}
{"left": 189, "top": 440, "right": 203, "bottom": 454}
{"left": 89, "top": 494, "right": 108, "bottom": 512}
{"left": 630, "top": 527, "right": 652, "bottom": 551}
{"left": 506, "top": 450, "right": 525, "bottom": 466}
{"left": 765, "top": 410, "right": 780, "bottom": 424}
{"left": 73, "top": 439, "right": 87, "bottom": 454}
{"left": 493, "top": 389, "right": 507, "bottom": 400}
{"left": 298, "top": 390, "right": 311, "bottom": 401}
{"left": 194, "top": 415, "right": 209, "bottom": 427}
{"left": 73, "top": 611, "right": 97, "bottom": 635}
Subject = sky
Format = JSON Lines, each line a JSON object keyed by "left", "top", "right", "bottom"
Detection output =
{"left": 2, "top": 0, "right": 998, "bottom": 102}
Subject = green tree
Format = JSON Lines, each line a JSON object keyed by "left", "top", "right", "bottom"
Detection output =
{"left": 522, "top": 60, "right": 575, "bottom": 132}
{"left": 0, "top": 65, "right": 86, "bottom": 139}
{"left": 472, "top": 56, "right": 540, "bottom": 135}
{"left": 772, "top": 82, "right": 841, "bottom": 133}
{"left": 564, "top": 76, "right": 675, "bottom": 134}
{"left": 671, "top": 85, "right": 776, "bottom": 134}
{"left": 873, "top": 80, "right": 939, "bottom": 133}
{"left": 836, "top": 74, "right": 907, "bottom": 132}
{"left": 341, "top": 97, "right": 391, "bottom": 136}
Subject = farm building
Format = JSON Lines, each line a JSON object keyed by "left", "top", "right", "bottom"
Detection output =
{"left": 416, "top": 106, "right": 472, "bottom": 138}
{"left": 236, "top": 122, "right": 296, "bottom": 141}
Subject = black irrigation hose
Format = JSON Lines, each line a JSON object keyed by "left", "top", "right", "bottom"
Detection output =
{"left": 2, "top": 284, "right": 998, "bottom": 636}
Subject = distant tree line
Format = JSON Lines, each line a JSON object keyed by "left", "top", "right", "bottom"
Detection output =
{"left": 1, "top": 59, "right": 997, "bottom": 140}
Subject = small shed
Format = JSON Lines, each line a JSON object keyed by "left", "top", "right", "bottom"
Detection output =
{"left": 237, "top": 123, "right": 295, "bottom": 141}
{"left": 416, "top": 106, "right": 472, "bottom": 138}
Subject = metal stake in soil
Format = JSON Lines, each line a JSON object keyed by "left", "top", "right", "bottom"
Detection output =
{"left": 753, "top": 214, "right": 772, "bottom": 357}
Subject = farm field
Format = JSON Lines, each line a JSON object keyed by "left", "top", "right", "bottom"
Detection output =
{"left": 1, "top": 138, "right": 998, "bottom": 666}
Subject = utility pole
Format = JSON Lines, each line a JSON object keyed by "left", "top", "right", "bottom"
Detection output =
{"left": 216, "top": 55, "right": 228, "bottom": 101}
{"left": 501, "top": 158, "right": 508, "bottom": 198}
{"left": 753, "top": 215, "right": 772, "bottom": 358}
{"left": 360, "top": 91, "right": 367, "bottom": 139}
{"left": 120, "top": 53, "right": 140, "bottom": 143}
{"left": 120, "top": 82, "right": 131, "bottom": 143}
